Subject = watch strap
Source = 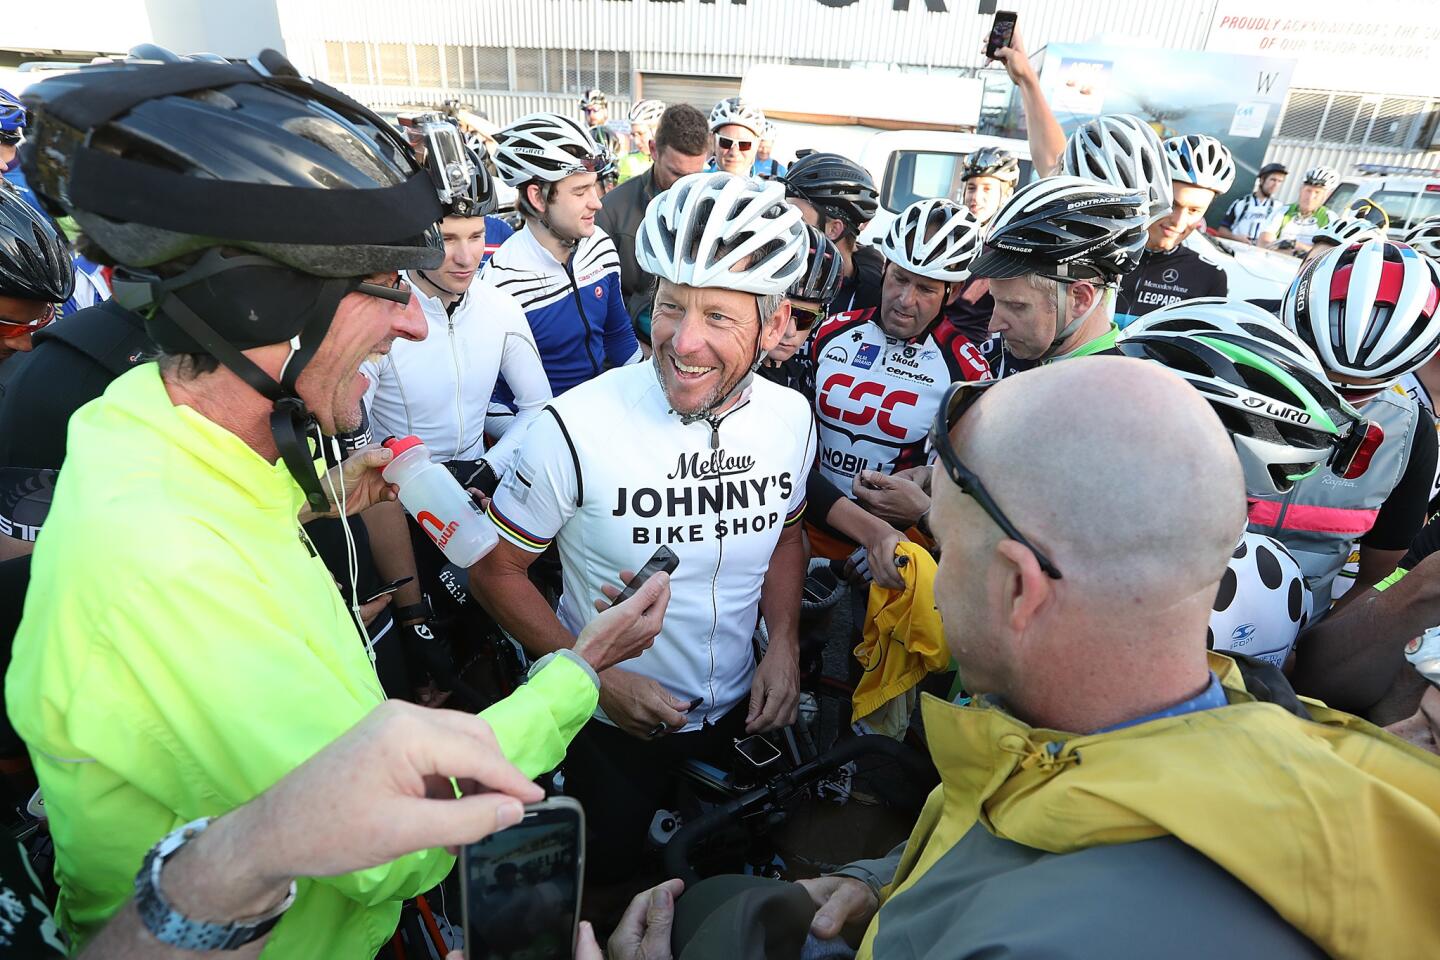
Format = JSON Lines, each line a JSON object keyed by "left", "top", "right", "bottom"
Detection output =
{"left": 394, "top": 599, "right": 433, "bottom": 624}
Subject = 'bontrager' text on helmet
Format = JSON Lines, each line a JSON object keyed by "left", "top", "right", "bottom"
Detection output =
{"left": 1163, "top": 134, "right": 1236, "bottom": 195}
{"left": 969, "top": 175, "right": 1148, "bottom": 284}
{"left": 1282, "top": 238, "right": 1440, "bottom": 385}
{"left": 1062, "top": 115, "right": 1172, "bottom": 224}
{"left": 637, "top": 171, "right": 805, "bottom": 296}
{"left": 492, "top": 112, "right": 609, "bottom": 187}
{"left": 879, "top": 198, "right": 982, "bottom": 283}
{"left": 709, "top": 97, "right": 765, "bottom": 137}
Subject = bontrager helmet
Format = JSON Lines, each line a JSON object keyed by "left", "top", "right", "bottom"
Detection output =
{"left": 960, "top": 147, "right": 1020, "bottom": 187}
{"left": 1404, "top": 216, "right": 1440, "bottom": 259}
{"left": 492, "top": 112, "right": 608, "bottom": 187}
{"left": 1061, "top": 114, "right": 1172, "bottom": 223}
{"left": 789, "top": 224, "right": 844, "bottom": 305}
{"left": 709, "top": 96, "right": 765, "bottom": 137}
{"left": 1302, "top": 167, "right": 1339, "bottom": 189}
{"left": 969, "top": 175, "right": 1148, "bottom": 283}
{"left": 1117, "top": 303, "right": 1372, "bottom": 496}
{"left": 778, "top": 152, "right": 879, "bottom": 232}
{"left": 20, "top": 49, "right": 446, "bottom": 514}
{"left": 1163, "top": 134, "right": 1235, "bottom": 194}
{"left": 0, "top": 89, "right": 25, "bottom": 145}
{"left": 879, "top": 198, "right": 981, "bottom": 283}
{"left": 1312, "top": 215, "right": 1382, "bottom": 248}
{"left": 1283, "top": 239, "right": 1440, "bottom": 386}
{"left": 628, "top": 99, "right": 666, "bottom": 128}
{"left": 0, "top": 179, "right": 74, "bottom": 304}
{"left": 637, "top": 171, "right": 805, "bottom": 296}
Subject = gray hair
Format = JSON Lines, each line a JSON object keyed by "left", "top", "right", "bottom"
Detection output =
{"left": 757, "top": 292, "right": 784, "bottom": 325}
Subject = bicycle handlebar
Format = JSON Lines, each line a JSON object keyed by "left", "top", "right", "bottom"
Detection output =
{"left": 661, "top": 734, "right": 933, "bottom": 886}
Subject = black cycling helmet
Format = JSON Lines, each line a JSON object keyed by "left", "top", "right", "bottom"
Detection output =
{"left": 961, "top": 147, "right": 1020, "bottom": 186}
{"left": 1259, "top": 162, "right": 1288, "bottom": 178}
{"left": 779, "top": 152, "right": 879, "bottom": 233}
{"left": 19, "top": 48, "right": 445, "bottom": 513}
{"left": 969, "top": 175, "right": 1148, "bottom": 283}
{"left": 788, "top": 224, "right": 844, "bottom": 305}
{"left": 0, "top": 179, "right": 74, "bottom": 304}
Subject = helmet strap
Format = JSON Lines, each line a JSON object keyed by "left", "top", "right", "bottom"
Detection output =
{"left": 1042, "top": 276, "right": 1103, "bottom": 361}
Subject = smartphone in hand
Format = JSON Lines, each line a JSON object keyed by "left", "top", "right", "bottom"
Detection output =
{"left": 986, "top": 10, "right": 1018, "bottom": 59}
{"left": 462, "top": 797, "right": 585, "bottom": 960}
{"left": 613, "top": 545, "right": 680, "bottom": 605}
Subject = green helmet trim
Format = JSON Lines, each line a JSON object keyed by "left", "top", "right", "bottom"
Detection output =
{"left": 1196, "top": 334, "right": 1341, "bottom": 436}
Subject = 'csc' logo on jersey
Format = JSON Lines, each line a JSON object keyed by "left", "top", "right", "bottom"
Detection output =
{"left": 817, "top": 373, "right": 919, "bottom": 440}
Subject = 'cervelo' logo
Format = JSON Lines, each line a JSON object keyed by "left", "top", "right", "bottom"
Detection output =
{"left": 417, "top": 510, "right": 461, "bottom": 549}
{"left": 817, "top": 372, "right": 918, "bottom": 440}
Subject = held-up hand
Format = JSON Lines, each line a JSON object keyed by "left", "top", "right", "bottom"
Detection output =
{"left": 747, "top": 641, "right": 800, "bottom": 733}
{"left": 853, "top": 470, "right": 931, "bottom": 528}
{"left": 232, "top": 702, "right": 543, "bottom": 882}
{"left": 799, "top": 875, "right": 880, "bottom": 943}
{"left": 599, "top": 668, "right": 692, "bottom": 738}
{"left": 572, "top": 569, "right": 672, "bottom": 673}
{"left": 302, "top": 445, "right": 399, "bottom": 522}
{"left": 985, "top": 21, "right": 1036, "bottom": 86}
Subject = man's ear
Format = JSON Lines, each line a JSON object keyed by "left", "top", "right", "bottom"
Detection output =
{"left": 825, "top": 218, "right": 845, "bottom": 243}
{"left": 760, "top": 300, "right": 792, "bottom": 352}
{"left": 648, "top": 139, "right": 658, "bottom": 158}
{"left": 996, "top": 538, "right": 1054, "bottom": 637}
{"left": 525, "top": 182, "right": 546, "bottom": 215}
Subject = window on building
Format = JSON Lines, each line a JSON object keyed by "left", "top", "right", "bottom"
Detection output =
{"left": 514, "top": 47, "right": 544, "bottom": 92}
{"left": 376, "top": 43, "right": 410, "bottom": 86}
{"left": 1278, "top": 89, "right": 1438, "bottom": 150}
{"left": 414, "top": 45, "right": 442, "bottom": 88}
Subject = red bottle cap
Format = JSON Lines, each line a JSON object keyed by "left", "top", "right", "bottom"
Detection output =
{"left": 382, "top": 435, "right": 425, "bottom": 458}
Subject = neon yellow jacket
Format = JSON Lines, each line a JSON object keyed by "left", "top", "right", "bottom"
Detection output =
{"left": 616, "top": 150, "right": 652, "bottom": 184}
{"left": 6, "top": 365, "right": 599, "bottom": 958}
{"left": 858, "top": 653, "right": 1440, "bottom": 960}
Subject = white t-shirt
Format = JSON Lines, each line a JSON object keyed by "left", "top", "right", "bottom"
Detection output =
{"left": 487, "top": 362, "right": 816, "bottom": 729}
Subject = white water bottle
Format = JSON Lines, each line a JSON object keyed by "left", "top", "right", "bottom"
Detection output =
{"left": 381, "top": 435, "right": 498, "bottom": 566}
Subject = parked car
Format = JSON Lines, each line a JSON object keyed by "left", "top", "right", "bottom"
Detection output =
{"left": 1327, "top": 168, "right": 1440, "bottom": 239}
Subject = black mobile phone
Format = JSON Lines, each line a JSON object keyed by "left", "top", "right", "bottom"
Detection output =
{"left": 462, "top": 797, "right": 585, "bottom": 960}
{"left": 734, "top": 734, "right": 783, "bottom": 769}
{"left": 986, "top": 10, "right": 1018, "bottom": 59}
{"left": 360, "top": 576, "right": 413, "bottom": 604}
{"left": 613, "top": 545, "right": 680, "bottom": 604}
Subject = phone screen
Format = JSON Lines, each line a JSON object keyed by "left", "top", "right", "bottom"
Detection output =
{"left": 735, "top": 734, "right": 782, "bottom": 768}
{"left": 462, "top": 800, "right": 584, "bottom": 960}
{"left": 613, "top": 545, "right": 680, "bottom": 604}
{"left": 987, "top": 11, "right": 1017, "bottom": 58}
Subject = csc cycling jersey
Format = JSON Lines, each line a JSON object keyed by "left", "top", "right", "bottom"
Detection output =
{"left": 488, "top": 362, "right": 815, "bottom": 730}
{"left": 1208, "top": 531, "right": 1309, "bottom": 669}
{"left": 1115, "top": 244, "right": 1228, "bottom": 329}
{"left": 808, "top": 307, "right": 989, "bottom": 492}
{"left": 361, "top": 276, "right": 549, "bottom": 477}
{"left": 481, "top": 225, "right": 640, "bottom": 403}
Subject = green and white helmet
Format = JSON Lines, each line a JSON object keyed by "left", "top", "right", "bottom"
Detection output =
{"left": 1118, "top": 298, "right": 1370, "bottom": 497}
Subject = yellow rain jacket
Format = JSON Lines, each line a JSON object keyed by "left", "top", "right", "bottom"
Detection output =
{"left": 851, "top": 542, "right": 948, "bottom": 726}
{"left": 857, "top": 654, "right": 1440, "bottom": 960}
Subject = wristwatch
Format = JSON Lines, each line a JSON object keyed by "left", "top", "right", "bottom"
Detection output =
{"left": 135, "top": 817, "right": 296, "bottom": 950}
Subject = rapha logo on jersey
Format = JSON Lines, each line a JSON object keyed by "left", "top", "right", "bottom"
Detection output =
{"left": 1161, "top": 268, "right": 1180, "bottom": 284}
{"left": 668, "top": 449, "right": 756, "bottom": 481}
{"left": 1230, "top": 623, "right": 1256, "bottom": 648}
{"left": 824, "top": 346, "right": 850, "bottom": 364}
{"left": 852, "top": 343, "right": 881, "bottom": 369}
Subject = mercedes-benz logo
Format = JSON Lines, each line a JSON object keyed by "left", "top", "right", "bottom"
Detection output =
{"left": 1161, "top": 268, "right": 1180, "bottom": 284}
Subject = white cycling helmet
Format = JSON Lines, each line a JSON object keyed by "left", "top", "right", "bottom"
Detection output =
{"left": 879, "top": 198, "right": 982, "bottom": 283}
{"left": 628, "top": 99, "right": 667, "bottom": 128}
{"left": 492, "top": 112, "right": 607, "bottom": 187}
{"left": 1062, "top": 114, "right": 1173, "bottom": 224}
{"left": 1282, "top": 238, "right": 1440, "bottom": 385}
{"left": 1302, "top": 167, "right": 1339, "bottom": 189}
{"left": 1404, "top": 216, "right": 1440, "bottom": 259}
{"left": 636, "top": 171, "right": 806, "bottom": 295}
{"left": 1124, "top": 296, "right": 1323, "bottom": 368}
{"left": 1313, "top": 215, "right": 1383, "bottom": 248}
{"left": 709, "top": 96, "right": 766, "bottom": 137}
{"left": 1163, "top": 134, "right": 1236, "bottom": 194}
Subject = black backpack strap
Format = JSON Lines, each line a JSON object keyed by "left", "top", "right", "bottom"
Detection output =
{"left": 1229, "top": 653, "right": 1312, "bottom": 720}
{"left": 30, "top": 301, "right": 151, "bottom": 377}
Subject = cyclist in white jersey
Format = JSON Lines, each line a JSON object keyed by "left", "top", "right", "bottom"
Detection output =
{"left": 472, "top": 172, "right": 812, "bottom": 884}
{"left": 361, "top": 146, "right": 549, "bottom": 483}
{"left": 1214, "top": 162, "right": 1287, "bottom": 245}
{"left": 1116, "top": 298, "right": 1375, "bottom": 665}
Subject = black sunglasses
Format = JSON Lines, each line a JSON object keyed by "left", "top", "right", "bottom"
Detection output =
{"left": 929, "top": 380, "right": 1064, "bottom": 579}
{"left": 357, "top": 273, "right": 413, "bottom": 305}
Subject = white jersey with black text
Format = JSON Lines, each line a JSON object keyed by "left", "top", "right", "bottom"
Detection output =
{"left": 1208, "top": 531, "right": 1309, "bottom": 668}
{"left": 487, "top": 361, "right": 815, "bottom": 730}
{"left": 360, "top": 277, "right": 551, "bottom": 476}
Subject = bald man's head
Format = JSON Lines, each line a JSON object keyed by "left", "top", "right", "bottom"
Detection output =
{"left": 930, "top": 357, "right": 1246, "bottom": 706}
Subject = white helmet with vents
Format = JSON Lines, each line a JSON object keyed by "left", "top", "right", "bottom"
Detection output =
{"left": 1062, "top": 114, "right": 1172, "bottom": 224}
{"left": 637, "top": 171, "right": 806, "bottom": 295}
{"left": 1313, "top": 216, "right": 1383, "bottom": 248}
{"left": 1163, "top": 134, "right": 1236, "bottom": 194}
{"left": 708, "top": 96, "right": 766, "bottom": 137}
{"left": 879, "top": 198, "right": 982, "bottom": 283}
{"left": 492, "top": 112, "right": 608, "bottom": 187}
{"left": 1404, "top": 216, "right": 1440, "bottom": 259}
{"left": 628, "top": 99, "right": 667, "bottom": 127}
